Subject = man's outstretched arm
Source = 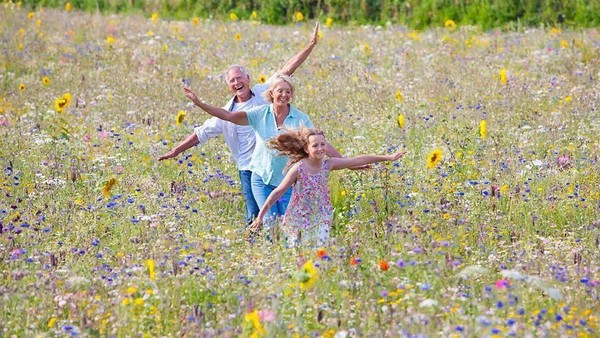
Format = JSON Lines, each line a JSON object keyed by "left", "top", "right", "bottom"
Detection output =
{"left": 277, "top": 22, "right": 319, "bottom": 76}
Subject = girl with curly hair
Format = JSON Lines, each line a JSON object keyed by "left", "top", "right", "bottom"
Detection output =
{"left": 250, "top": 127, "right": 406, "bottom": 247}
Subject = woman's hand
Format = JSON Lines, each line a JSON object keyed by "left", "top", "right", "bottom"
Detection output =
{"left": 183, "top": 86, "right": 203, "bottom": 106}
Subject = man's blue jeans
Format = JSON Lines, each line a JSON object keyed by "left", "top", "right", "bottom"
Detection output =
{"left": 239, "top": 170, "right": 259, "bottom": 224}
{"left": 250, "top": 172, "right": 292, "bottom": 219}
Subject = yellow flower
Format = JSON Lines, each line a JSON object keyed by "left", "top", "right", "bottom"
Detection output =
{"left": 229, "top": 12, "right": 238, "bottom": 21}
{"left": 36, "top": 19, "right": 42, "bottom": 27}
{"left": 427, "top": 148, "right": 443, "bottom": 169}
{"left": 151, "top": 12, "right": 159, "bottom": 23}
{"left": 550, "top": 27, "right": 561, "bottom": 37}
{"left": 19, "top": 83, "right": 26, "bottom": 91}
{"left": 257, "top": 75, "right": 266, "bottom": 84}
{"left": 363, "top": 43, "right": 371, "bottom": 57}
{"left": 397, "top": 114, "right": 405, "bottom": 129}
{"left": 134, "top": 298, "right": 144, "bottom": 306}
{"left": 28, "top": 12, "right": 34, "bottom": 19}
{"left": 499, "top": 68, "right": 508, "bottom": 86}
{"left": 479, "top": 120, "right": 487, "bottom": 140}
{"left": 560, "top": 39, "right": 568, "bottom": 48}
{"left": 122, "top": 298, "right": 131, "bottom": 306}
{"left": 445, "top": 19, "right": 456, "bottom": 30}
{"left": 244, "top": 310, "right": 266, "bottom": 336}
{"left": 176, "top": 110, "right": 186, "bottom": 126}
{"left": 146, "top": 259, "right": 156, "bottom": 280}
{"left": 325, "top": 17, "right": 333, "bottom": 28}
{"left": 47, "top": 317, "right": 57, "bottom": 328}
{"left": 192, "top": 17, "right": 200, "bottom": 26}
{"left": 147, "top": 30, "right": 154, "bottom": 36}
{"left": 234, "top": 33, "right": 241, "bottom": 41}
{"left": 299, "top": 260, "right": 318, "bottom": 290}
{"left": 102, "top": 178, "right": 117, "bottom": 197}
{"left": 500, "top": 184, "right": 509, "bottom": 195}
{"left": 54, "top": 93, "right": 71, "bottom": 112}
{"left": 251, "top": 11, "right": 258, "bottom": 20}
{"left": 395, "top": 90, "right": 403, "bottom": 102}
{"left": 294, "top": 12, "right": 304, "bottom": 22}
{"left": 65, "top": 2, "right": 72, "bottom": 12}
{"left": 126, "top": 286, "right": 137, "bottom": 295}
{"left": 106, "top": 35, "right": 115, "bottom": 45}
{"left": 41, "top": 76, "right": 50, "bottom": 86}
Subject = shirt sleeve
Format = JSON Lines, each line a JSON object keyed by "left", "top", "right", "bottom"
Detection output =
{"left": 245, "top": 105, "right": 266, "bottom": 128}
{"left": 194, "top": 117, "right": 224, "bottom": 144}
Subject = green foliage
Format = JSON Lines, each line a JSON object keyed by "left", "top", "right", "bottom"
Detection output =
{"left": 14, "top": 0, "right": 600, "bottom": 28}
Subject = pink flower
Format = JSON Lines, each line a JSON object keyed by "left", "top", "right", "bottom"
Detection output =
{"left": 556, "top": 155, "right": 572, "bottom": 170}
{"left": 495, "top": 279, "right": 510, "bottom": 289}
{"left": 84, "top": 134, "right": 91, "bottom": 142}
{"left": 99, "top": 130, "right": 109, "bottom": 138}
{"left": 258, "top": 309, "right": 276, "bottom": 322}
{"left": 0, "top": 116, "right": 8, "bottom": 126}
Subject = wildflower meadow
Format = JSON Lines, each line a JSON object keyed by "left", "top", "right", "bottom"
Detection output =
{"left": 1, "top": 3, "right": 599, "bottom": 337}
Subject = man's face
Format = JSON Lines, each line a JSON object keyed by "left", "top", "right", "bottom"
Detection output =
{"left": 226, "top": 68, "right": 251, "bottom": 97}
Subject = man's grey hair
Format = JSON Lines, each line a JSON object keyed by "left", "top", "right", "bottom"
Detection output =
{"left": 224, "top": 65, "right": 250, "bottom": 83}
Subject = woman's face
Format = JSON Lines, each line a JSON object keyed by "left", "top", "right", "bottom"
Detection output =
{"left": 270, "top": 81, "right": 293, "bottom": 107}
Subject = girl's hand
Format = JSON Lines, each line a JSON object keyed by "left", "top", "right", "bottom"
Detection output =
{"left": 248, "top": 218, "right": 262, "bottom": 231}
{"left": 389, "top": 151, "right": 407, "bottom": 161}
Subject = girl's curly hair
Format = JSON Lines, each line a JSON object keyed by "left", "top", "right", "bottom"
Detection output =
{"left": 267, "top": 126, "right": 325, "bottom": 170}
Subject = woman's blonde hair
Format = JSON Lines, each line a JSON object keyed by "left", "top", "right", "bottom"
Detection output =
{"left": 267, "top": 127, "right": 325, "bottom": 170}
{"left": 262, "top": 74, "right": 295, "bottom": 103}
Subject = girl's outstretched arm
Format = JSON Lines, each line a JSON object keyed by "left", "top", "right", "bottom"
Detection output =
{"left": 329, "top": 150, "right": 406, "bottom": 171}
{"left": 183, "top": 86, "right": 249, "bottom": 125}
{"left": 249, "top": 165, "right": 300, "bottom": 230}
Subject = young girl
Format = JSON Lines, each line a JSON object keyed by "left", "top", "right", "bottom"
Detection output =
{"left": 250, "top": 127, "right": 406, "bottom": 247}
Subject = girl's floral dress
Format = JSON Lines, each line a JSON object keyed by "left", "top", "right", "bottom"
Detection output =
{"left": 282, "top": 159, "right": 333, "bottom": 246}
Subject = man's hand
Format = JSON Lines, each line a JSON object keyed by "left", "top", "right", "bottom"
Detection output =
{"left": 310, "top": 22, "right": 320, "bottom": 46}
{"left": 158, "top": 150, "right": 178, "bottom": 161}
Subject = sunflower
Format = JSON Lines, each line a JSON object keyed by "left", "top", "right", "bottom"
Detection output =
{"left": 395, "top": 90, "right": 403, "bottom": 102}
{"left": 325, "top": 17, "right": 333, "bottom": 28}
{"left": 102, "top": 178, "right": 117, "bottom": 197}
{"left": 294, "top": 12, "right": 304, "bottom": 22}
{"left": 257, "top": 74, "right": 266, "bottom": 84}
{"left": 299, "top": 260, "right": 318, "bottom": 290}
{"left": 397, "top": 114, "right": 405, "bottom": 129}
{"left": 479, "top": 120, "right": 487, "bottom": 140}
{"left": 427, "top": 148, "right": 443, "bottom": 169}
{"left": 54, "top": 93, "right": 71, "bottom": 112}
{"left": 146, "top": 259, "right": 155, "bottom": 280}
{"left": 499, "top": 68, "right": 508, "bottom": 86}
{"left": 192, "top": 17, "right": 200, "bottom": 26}
{"left": 19, "top": 83, "right": 26, "bottom": 91}
{"left": 42, "top": 76, "right": 50, "bottom": 86}
{"left": 444, "top": 19, "right": 456, "bottom": 30}
{"left": 176, "top": 110, "right": 186, "bottom": 126}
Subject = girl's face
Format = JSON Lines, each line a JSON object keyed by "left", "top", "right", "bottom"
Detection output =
{"left": 270, "top": 81, "right": 293, "bottom": 107}
{"left": 305, "top": 134, "right": 326, "bottom": 160}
